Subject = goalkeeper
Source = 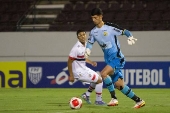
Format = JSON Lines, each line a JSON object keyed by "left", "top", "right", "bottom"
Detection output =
{"left": 85, "top": 8, "right": 145, "bottom": 108}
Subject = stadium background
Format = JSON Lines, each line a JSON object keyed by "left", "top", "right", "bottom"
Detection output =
{"left": 0, "top": 0, "right": 170, "bottom": 88}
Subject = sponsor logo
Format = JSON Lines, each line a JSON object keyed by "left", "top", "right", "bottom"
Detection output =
{"left": 47, "top": 67, "right": 69, "bottom": 85}
{"left": 122, "top": 69, "right": 166, "bottom": 86}
{"left": 28, "top": 67, "right": 42, "bottom": 85}
{"left": 0, "top": 62, "right": 26, "bottom": 88}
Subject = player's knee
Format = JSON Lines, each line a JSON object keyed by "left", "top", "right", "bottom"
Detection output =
{"left": 96, "top": 77, "right": 102, "bottom": 84}
{"left": 100, "top": 72, "right": 107, "bottom": 79}
{"left": 115, "top": 78, "right": 124, "bottom": 90}
{"left": 115, "top": 85, "right": 123, "bottom": 90}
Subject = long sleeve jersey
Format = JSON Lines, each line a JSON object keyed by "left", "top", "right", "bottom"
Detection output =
{"left": 87, "top": 22, "right": 132, "bottom": 62}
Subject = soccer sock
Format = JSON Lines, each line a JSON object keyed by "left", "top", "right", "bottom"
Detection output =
{"left": 110, "top": 90, "right": 117, "bottom": 99}
{"left": 121, "top": 85, "right": 141, "bottom": 102}
{"left": 86, "top": 83, "right": 96, "bottom": 96}
{"left": 131, "top": 95, "right": 141, "bottom": 102}
{"left": 95, "top": 82, "right": 103, "bottom": 101}
{"left": 103, "top": 76, "right": 117, "bottom": 99}
{"left": 120, "top": 85, "right": 135, "bottom": 99}
{"left": 103, "top": 76, "right": 114, "bottom": 92}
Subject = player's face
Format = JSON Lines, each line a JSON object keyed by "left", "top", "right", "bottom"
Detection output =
{"left": 91, "top": 15, "right": 102, "bottom": 25}
{"left": 77, "top": 32, "right": 86, "bottom": 45}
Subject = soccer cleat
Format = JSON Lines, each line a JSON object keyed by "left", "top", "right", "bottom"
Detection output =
{"left": 95, "top": 100, "right": 106, "bottom": 105}
{"left": 81, "top": 93, "right": 91, "bottom": 104}
{"left": 133, "top": 100, "right": 145, "bottom": 109}
{"left": 107, "top": 98, "right": 118, "bottom": 106}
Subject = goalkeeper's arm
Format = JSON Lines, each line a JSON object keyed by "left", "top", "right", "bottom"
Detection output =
{"left": 123, "top": 29, "right": 133, "bottom": 37}
{"left": 85, "top": 42, "right": 93, "bottom": 58}
{"left": 123, "top": 29, "right": 137, "bottom": 45}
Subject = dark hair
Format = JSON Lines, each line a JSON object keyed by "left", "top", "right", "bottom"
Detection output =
{"left": 91, "top": 8, "right": 103, "bottom": 16}
{"left": 76, "top": 29, "right": 85, "bottom": 36}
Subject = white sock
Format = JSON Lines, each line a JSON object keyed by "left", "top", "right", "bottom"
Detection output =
{"left": 95, "top": 82, "right": 103, "bottom": 101}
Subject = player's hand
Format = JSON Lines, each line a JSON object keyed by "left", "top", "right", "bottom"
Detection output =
{"left": 127, "top": 36, "right": 137, "bottom": 45}
{"left": 91, "top": 61, "right": 97, "bottom": 67}
{"left": 69, "top": 76, "right": 74, "bottom": 82}
{"left": 85, "top": 48, "right": 91, "bottom": 58}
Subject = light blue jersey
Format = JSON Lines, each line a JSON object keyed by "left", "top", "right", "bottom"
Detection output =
{"left": 87, "top": 22, "right": 132, "bottom": 82}
{"left": 87, "top": 22, "right": 130, "bottom": 62}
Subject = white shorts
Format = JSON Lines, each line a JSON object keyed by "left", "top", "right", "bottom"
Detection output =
{"left": 73, "top": 67, "right": 101, "bottom": 83}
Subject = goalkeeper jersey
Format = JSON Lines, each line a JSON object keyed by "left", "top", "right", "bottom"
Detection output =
{"left": 87, "top": 22, "right": 125, "bottom": 62}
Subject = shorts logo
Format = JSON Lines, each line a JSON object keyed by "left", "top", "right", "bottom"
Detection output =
{"left": 28, "top": 67, "right": 42, "bottom": 85}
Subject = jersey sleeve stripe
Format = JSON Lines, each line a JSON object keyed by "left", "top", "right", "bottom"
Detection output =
{"left": 105, "top": 22, "right": 124, "bottom": 35}
{"left": 69, "top": 56, "right": 76, "bottom": 60}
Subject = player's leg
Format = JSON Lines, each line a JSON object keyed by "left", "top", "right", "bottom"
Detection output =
{"left": 79, "top": 67, "right": 105, "bottom": 105}
{"left": 82, "top": 82, "right": 105, "bottom": 105}
{"left": 101, "top": 61, "right": 120, "bottom": 106}
{"left": 82, "top": 75, "right": 102, "bottom": 102}
{"left": 114, "top": 71, "right": 145, "bottom": 108}
{"left": 106, "top": 70, "right": 119, "bottom": 106}
{"left": 81, "top": 82, "right": 105, "bottom": 105}
{"left": 81, "top": 82, "right": 95, "bottom": 104}
{"left": 94, "top": 78, "right": 106, "bottom": 105}
{"left": 95, "top": 82, "right": 103, "bottom": 102}
{"left": 100, "top": 65, "right": 117, "bottom": 101}
{"left": 74, "top": 68, "right": 94, "bottom": 104}
{"left": 107, "top": 57, "right": 126, "bottom": 106}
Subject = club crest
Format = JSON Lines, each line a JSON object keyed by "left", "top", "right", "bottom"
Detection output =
{"left": 103, "top": 31, "right": 108, "bottom": 36}
{"left": 28, "top": 67, "right": 42, "bottom": 85}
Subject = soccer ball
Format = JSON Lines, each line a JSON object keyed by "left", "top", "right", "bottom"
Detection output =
{"left": 69, "top": 97, "right": 82, "bottom": 109}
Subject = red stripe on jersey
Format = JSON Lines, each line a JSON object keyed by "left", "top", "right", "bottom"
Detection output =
{"left": 92, "top": 74, "right": 96, "bottom": 80}
{"left": 77, "top": 55, "right": 84, "bottom": 58}
{"left": 69, "top": 56, "right": 76, "bottom": 60}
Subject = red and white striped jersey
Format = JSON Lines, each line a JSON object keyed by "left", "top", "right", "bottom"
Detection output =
{"left": 69, "top": 41, "right": 86, "bottom": 71}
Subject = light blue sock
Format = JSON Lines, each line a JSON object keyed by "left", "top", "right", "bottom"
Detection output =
{"left": 103, "top": 76, "right": 114, "bottom": 92}
{"left": 121, "top": 85, "right": 134, "bottom": 98}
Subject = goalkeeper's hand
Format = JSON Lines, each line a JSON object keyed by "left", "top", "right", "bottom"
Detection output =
{"left": 85, "top": 48, "right": 91, "bottom": 58}
{"left": 127, "top": 36, "right": 137, "bottom": 45}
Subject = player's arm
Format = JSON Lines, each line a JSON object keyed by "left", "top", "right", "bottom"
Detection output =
{"left": 106, "top": 22, "right": 132, "bottom": 37}
{"left": 123, "top": 29, "right": 137, "bottom": 45}
{"left": 67, "top": 56, "right": 75, "bottom": 82}
{"left": 111, "top": 22, "right": 137, "bottom": 45}
{"left": 85, "top": 58, "right": 97, "bottom": 67}
{"left": 106, "top": 22, "right": 137, "bottom": 45}
{"left": 85, "top": 42, "right": 92, "bottom": 58}
{"left": 85, "top": 31, "right": 95, "bottom": 58}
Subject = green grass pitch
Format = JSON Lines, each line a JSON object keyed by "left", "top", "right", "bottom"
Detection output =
{"left": 0, "top": 88, "right": 170, "bottom": 113}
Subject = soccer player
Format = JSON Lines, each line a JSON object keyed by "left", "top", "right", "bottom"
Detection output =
{"left": 84, "top": 8, "right": 145, "bottom": 108}
{"left": 67, "top": 30, "right": 105, "bottom": 105}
